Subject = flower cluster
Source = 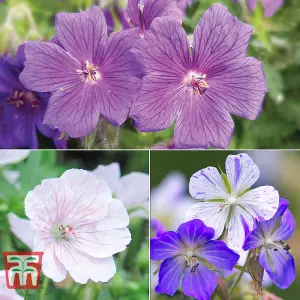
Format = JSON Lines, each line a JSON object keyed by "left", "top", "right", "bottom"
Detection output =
{"left": 151, "top": 153, "right": 296, "bottom": 299}
{"left": 1, "top": 0, "right": 286, "bottom": 149}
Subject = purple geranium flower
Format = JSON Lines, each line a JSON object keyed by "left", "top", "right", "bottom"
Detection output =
{"left": 20, "top": 7, "right": 139, "bottom": 138}
{"left": 235, "top": 0, "right": 284, "bottom": 18}
{"left": 125, "top": 0, "right": 182, "bottom": 36}
{"left": 0, "top": 45, "right": 66, "bottom": 149}
{"left": 130, "top": 4, "right": 267, "bottom": 149}
{"left": 151, "top": 219, "right": 239, "bottom": 299}
{"left": 243, "top": 198, "right": 296, "bottom": 288}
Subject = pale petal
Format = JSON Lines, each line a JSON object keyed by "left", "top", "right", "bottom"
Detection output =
{"left": 189, "top": 167, "right": 229, "bottom": 200}
{"left": 185, "top": 202, "right": 229, "bottom": 239}
{"left": 8, "top": 213, "right": 35, "bottom": 249}
{"left": 0, "top": 150, "right": 30, "bottom": 166}
{"left": 225, "top": 153, "right": 260, "bottom": 195}
{"left": 228, "top": 205, "right": 254, "bottom": 250}
{"left": 238, "top": 186, "right": 279, "bottom": 221}
{"left": 115, "top": 172, "right": 149, "bottom": 210}
{"left": 91, "top": 163, "right": 121, "bottom": 192}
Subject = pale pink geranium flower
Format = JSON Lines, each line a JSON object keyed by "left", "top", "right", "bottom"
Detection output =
{"left": 91, "top": 163, "right": 149, "bottom": 218}
{"left": 0, "top": 270, "right": 23, "bottom": 300}
{"left": 8, "top": 169, "right": 131, "bottom": 284}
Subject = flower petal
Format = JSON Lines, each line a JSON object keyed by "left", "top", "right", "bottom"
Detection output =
{"left": 228, "top": 205, "right": 254, "bottom": 250}
{"left": 43, "top": 83, "right": 100, "bottom": 138}
{"left": 177, "top": 219, "right": 215, "bottom": 248}
{"left": 130, "top": 17, "right": 190, "bottom": 132}
{"left": 272, "top": 208, "right": 295, "bottom": 242}
{"left": 185, "top": 202, "right": 229, "bottom": 239}
{"left": 143, "top": 0, "right": 182, "bottom": 30}
{"left": 151, "top": 231, "right": 184, "bottom": 260}
{"left": 238, "top": 186, "right": 279, "bottom": 221}
{"left": 174, "top": 94, "right": 235, "bottom": 148}
{"left": 192, "top": 3, "right": 253, "bottom": 71}
{"left": 115, "top": 172, "right": 149, "bottom": 210}
{"left": 189, "top": 167, "right": 229, "bottom": 200}
{"left": 155, "top": 256, "right": 185, "bottom": 296}
{"left": 243, "top": 226, "right": 264, "bottom": 251}
{"left": 56, "top": 244, "right": 116, "bottom": 284}
{"left": 225, "top": 153, "right": 260, "bottom": 195}
{"left": 151, "top": 219, "right": 166, "bottom": 237}
{"left": 198, "top": 240, "right": 239, "bottom": 270}
{"left": 259, "top": 246, "right": 295, "bottom": 289}
{"left": 0, "top": 150, "right": 30, "bottom": 166}
{"left": 91, "top": 163, "right": 121, "bottom": 192}
{"left": 181, "top": 261, "right": 217, "bottom": 300}
{"left": 55, "top": 6, "right": 107, "bottom": 63}
{"left": 8, "top": 213, "right": 35, "bottom": 249}
{"left": 125, "top": 0, "right": 142, "bottom": 28}
{"left": 261, "top": 0, "right": 284, "bottom": 18}
{"left": 20, "top": 42, "right": 80, "bottom": 92}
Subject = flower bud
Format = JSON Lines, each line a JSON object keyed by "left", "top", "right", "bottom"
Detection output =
{"left": 215, "top": 276, "right": 229, "bottom": 300}
{"left": 247, "top": 251, "right": 264, "bottom": 294}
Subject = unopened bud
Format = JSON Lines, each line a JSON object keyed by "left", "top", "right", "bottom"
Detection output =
{"left": 247, "top": 251, "right": 264, "bottom": 294}
{"left": 215, "top": 276, "right": 229, "bottom": 300}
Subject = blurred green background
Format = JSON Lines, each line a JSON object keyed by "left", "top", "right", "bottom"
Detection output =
{"left": 0, "top": 150, "right": 149, "bottom": 300}
{"left": 150, "top": 150, "right": 300, "bottom": 299}
{"left": 1, "top": 0, "right": 300, "bottom": 149}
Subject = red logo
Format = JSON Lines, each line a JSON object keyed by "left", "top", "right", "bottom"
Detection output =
{"left": 2, "top": 252, "right": 43, "bottom": 289}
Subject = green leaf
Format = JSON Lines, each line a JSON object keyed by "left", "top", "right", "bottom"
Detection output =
{"left": 9, "top": 257, "right": 22, "bottom": 261}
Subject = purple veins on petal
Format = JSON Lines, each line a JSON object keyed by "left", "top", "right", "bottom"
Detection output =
{"left": 20, "top": 7, "right": 140, "bottom": 138}
{"left": 0, "top": 45, "right": 66, "bottom": 149}
{"left": 130, "top": 4, "right": 267, "bottom": 149}
{"left": 151, "top": 219, "right": 239, "bottom": 299}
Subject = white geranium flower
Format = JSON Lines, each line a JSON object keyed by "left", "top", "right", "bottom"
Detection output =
{"left": 186, "top": 153, "right": 279, "bottom": 250}
{"left": 91, "top": 163, "right": 149, "bottom": 218}
{"left": 8, "top": 169, "right": 131, "bottom": 284}
{"left": 0, "top": 150, "right": 30, "bottom": 167}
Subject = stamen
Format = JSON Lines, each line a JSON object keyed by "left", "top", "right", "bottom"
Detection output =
{"left": 6, "top": 89, "right": 39, "bottom": 108}
{"left": 184, "top": 71, "right": 209, "bottom": 95}
{"left": 76, "top": 61, "right": 101, "bottom": 83}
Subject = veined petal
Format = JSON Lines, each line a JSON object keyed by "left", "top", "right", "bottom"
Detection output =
{"left": 174, "top": 93, "right": 235, "bottom": 148}
{"left": 189, "top": 167, "right": 228, "bottom": 200}
{"left": 151, "top": 231, "right": 184, "bottom": 260}
{"left": 143, "top": 0, "right": 182, "bottom": 30}
{"left": 243, "top": 226, "right": 264, "bottom": 251}
{"left": 20, "top": 42, "right": 80, "bottom": 92}
{"left": 125, "top": 0, "right": 142, "bottom": 28}
{"left": 155, "top": 256, "right": 185, "bottom": 296}
{"left": 185, "top": 202, "right": 229, "bottom": 240}
{"left": 8, "top": 213, "right": 35, "bottom": 249}
{"left": 238, "top": 186, "right": 279, "bottom": 221}
{"left": 197, "top": 240, "right": 239, "bottom": 270}
{"left": 259, "top": 246, "right": 295, "bottom": 289}
{"left": 56, "top": 6, "right": 107, "bottom": 63}
{"left": 225, "top": 153, "right": 260, "bottom": 195}
{"left": 228, "top": 205, "right": 254, "bottom": 250}
{"left": 207, "top": 57, "right": 267, "bottom": 120}
{"left": 192, "top": 4, "right": 253, "bottom": 71}
{"left": 272, "top": 208, "right": 295, "bottom": 242}
{"left": 91, "top": 163, "right": 121, "bottom": 192}
{"left": 181, "top": 261, "right": 217, "bottom": 300}
{"left": 43, "top": 83, "right": 100, "bottom": 138}
{"left": 177, "top": 219, "right": 215, "bottom": 248}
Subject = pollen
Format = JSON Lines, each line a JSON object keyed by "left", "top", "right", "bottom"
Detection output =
{"left": 76, "top": 60, "right": 101, "bottom": 83}
{"left": 184, "top": 71, "right": 209, "bottom": 95}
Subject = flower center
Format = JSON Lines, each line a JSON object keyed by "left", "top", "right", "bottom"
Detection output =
{"left": 6, "top": 90, "right": 39, "bottom": 108}
{"left": 184, "top": 71, "right": 209, "bottom": 95}
{"left": 184, "top": 252, "right": 200, "bottom": 275}
{"left": 76, "top": 60, "right": 101, "bottom": 83}
{"left": 52, "top": 224, "right": 77, "bottom": 241}
{"left": 265, "top": 237, "right": 291, "bottom": 255}
{"left": 227, "top": 195, "right": 237, "bottom": 205}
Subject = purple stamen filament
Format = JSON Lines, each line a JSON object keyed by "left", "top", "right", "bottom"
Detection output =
{"left": 76, "top": 61, "right": 100, "bottom": 83}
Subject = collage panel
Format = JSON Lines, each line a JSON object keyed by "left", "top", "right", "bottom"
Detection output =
{"left": 0, "top": 150, "right": 149, "bottom": 300}
{"left": 150, "top": 150, "right": 299, "bottom": 300}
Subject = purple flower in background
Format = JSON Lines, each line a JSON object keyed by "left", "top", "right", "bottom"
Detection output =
{"left": 176, "top": 0, "right": 193, "bottom": 14}
{"left": 125, "top": 0, "right": 182, "bottom": 36}
{"left": 186, "top": 153, "right": 279, "bottom": 250}
{"left": 130, "top": 4, "right": 267, "bottom": 149}
{"left": 243, "top": 198, "right": 296, "bottom": 288}
{"left": 235, "top": 0, "right": 284, "bottom": 18}
{"left": 151, "top": 219, "right": 239, "bottom": 299}
{"left": 0, "top": 45, "right": 66, "bottom": 149}
{"left": 20, "top": 7, "right": 139, "bottom": 138}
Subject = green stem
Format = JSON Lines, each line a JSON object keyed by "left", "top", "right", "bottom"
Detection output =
{"left": 40, "top": 276, "right": 50, "bottom": 300}
{"left": 24, "top": 289, "right": 29, "bottom": 300}
{"left": 229, "top": 251, "right": 251, "bottom": 295}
